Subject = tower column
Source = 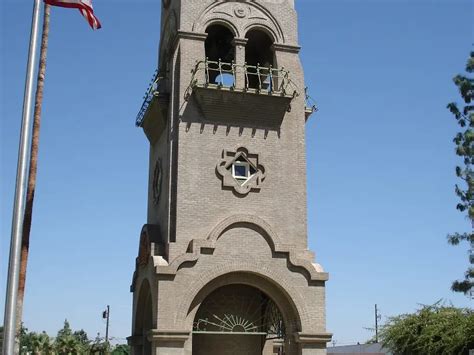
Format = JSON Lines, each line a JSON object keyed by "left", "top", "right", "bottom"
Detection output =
{"left": 295, "top": 333, "right": 333, "bottom": 355}
{"left": 149, "top": 330, "right": 190, "bottom": 355}
{"left": 232, "top": 38, "right": 248, "bottom": 90}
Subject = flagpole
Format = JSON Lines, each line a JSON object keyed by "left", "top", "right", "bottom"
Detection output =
{"left": 15, "top": 4, "right": 51, "bottom": 350}
{"left": 2, "top": 0, "right": 42, "bottom": 353}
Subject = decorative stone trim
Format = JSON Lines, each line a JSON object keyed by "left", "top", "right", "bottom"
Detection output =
{"left": 152, "top": 159, "right": 162, "bottom": 205}
{"left": 177, "top": 30, "right": 208, "bottom": 41}
{"left": 294, "top": 332, "right": 333, "bottom": 344}
{"left": 216, "top": 147, "right": 266, "bottom": 196}
{"left": 154, "top": 214, "right": 329, "bottom": 283}
{"left": 232, "top": 37, "right": 249, "bottom": 46}
{"left": 147, "top": 330, "right": 190, "bottom": 344}
{"left": 272, "top": 43, "right": 301, "bottom": 53}
{"left": 193, "top": 1, "right": 285, "bottom": 42}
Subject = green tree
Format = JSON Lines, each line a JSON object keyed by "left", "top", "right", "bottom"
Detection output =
{"left": 73, "top": 329, "right": 90, "bottom": 348}
{"left": 380, "top": 302, "right": 474, "bottom": 355}
{"left": 0, "top": 326, "right": 3, "bottom": 352}
{"left": 37, "top": 332, "right": 55, "bottom": 354}
{"left": 55, "top": 319, "right": 86, "bottom": 354}
{"left": 89, "top": 333, "right": 109, "bottom": 355}
{"left": 112, "top": 344, "right": 131, "bottom": 354}
{"left": 447, "top": 50, "right": 474, "bottom": 294}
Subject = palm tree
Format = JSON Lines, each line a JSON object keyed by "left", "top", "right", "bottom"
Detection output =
{"left": 55, "top": 335, "right": 83, "bottom": 355}
{"left": 35, "top": 332, "right": 54, "bottom": 355}
{"left": 16, "top": 4, "right": 52, "bottom": 346}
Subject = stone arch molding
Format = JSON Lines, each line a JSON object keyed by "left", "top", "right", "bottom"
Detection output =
{"left": 177, "top": 268, "right": 304, "bottom": 333}
{"left": 154, "top": 214, "right": 328, "bottom": 283}
{"left": 192, "top": 1, "right": 285, "bottom": 43}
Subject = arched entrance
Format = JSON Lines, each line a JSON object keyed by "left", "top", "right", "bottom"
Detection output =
{"left": 133, "top": 279, "right": 153, "bottom": 355}
{"left": 192, "top": 284, "right": 286, "bottom": 355}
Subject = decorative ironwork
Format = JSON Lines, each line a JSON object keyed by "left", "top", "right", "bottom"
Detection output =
{"left": 135, "top": 69, "right": 162, "bottom": 127}
{"left": 185, "top": 59, "right": 299, "bottom": 99}
{"left": 193, "top": 287, "right": 285, "bottom": 340}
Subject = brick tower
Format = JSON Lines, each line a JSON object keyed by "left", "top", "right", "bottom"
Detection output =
{"left": 129, "top": 1, "right": 331, "bottom": 354}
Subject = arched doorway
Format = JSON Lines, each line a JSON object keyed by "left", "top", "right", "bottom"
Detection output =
{"left": 192, "top": 284, "right": 286, "bottom": 355}
{"left": 133, "top": 280, "right": 153, "bottom": 355}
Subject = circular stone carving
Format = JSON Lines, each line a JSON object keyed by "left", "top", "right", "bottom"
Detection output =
{"left": 152, "top": 159, "right": 162, "bottom": 205}
{"left": 234, "top": 5, "right": 248, "bottom": 18}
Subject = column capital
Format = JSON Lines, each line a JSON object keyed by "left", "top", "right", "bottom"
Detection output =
{"left": 177, "top": 31, "right": 208, "bottom": 41}
{"left": 271, "top": 43, "right": 301, "bottom": 53}
{"left": 147, "top": 329, "right": 190, "bottom": 344}
{"left": 294, "top": 332, "right": 333, "bottom": 344}
{"left": 232, "top": 37, "right": 248, "bottom": 46}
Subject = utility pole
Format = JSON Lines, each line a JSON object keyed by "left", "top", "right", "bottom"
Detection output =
{"left": 103, "top": 305, "right": 110, "bottom": 348}
{"left": 375, "top": 304, "right": 381, "bottom": 343}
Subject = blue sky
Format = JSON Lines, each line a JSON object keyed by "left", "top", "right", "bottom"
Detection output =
{"left": 1, "top": 0, "right": 473, "bottom": 346}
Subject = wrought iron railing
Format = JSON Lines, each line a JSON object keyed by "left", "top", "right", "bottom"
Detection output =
{"left": 185, "top": 59, "right": 298, "bottom": 98}
{"left": 135, "top": 62, "right": 318, "bottom": 127}
{"left": 135, "top": 69, "right": 162, "bottom": 127}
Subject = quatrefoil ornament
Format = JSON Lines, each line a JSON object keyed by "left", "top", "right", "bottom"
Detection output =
{"left": 217, "top": 147, "right": 266, "bottom": 195}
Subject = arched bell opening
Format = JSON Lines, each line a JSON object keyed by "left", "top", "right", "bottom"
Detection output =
{"left": 205, "top": 24, "right": 236, "bottom": 86}
{"left": 133, "top": 279, "right": 153, "bottom": 355}
{"left": 245, "top": 29, "right": 275, "bottom": 90}
{"left": 192, "top": 284, "right": 287, "bottom": 355}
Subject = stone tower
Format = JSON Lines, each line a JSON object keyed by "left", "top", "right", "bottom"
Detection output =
{"left": 129, "top": 1, "right": 331, "bottom": 354}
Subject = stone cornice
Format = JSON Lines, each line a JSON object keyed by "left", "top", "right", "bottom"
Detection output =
{"left": 294, "top": 332, "right": 333, "bottom": 344}
{"left": 272, "top": 43, "right": 301, "bottom": 53}
{"left": 177, "top": 30, "right": 207, "bottom": 41}
{"left": 147, "top": 330, "right": 190, "bottom": 344}
{"left": 232, "top": 37, "right": 248, "bottom": 46}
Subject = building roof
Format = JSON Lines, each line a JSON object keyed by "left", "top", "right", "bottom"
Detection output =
{"left": 327, "top": 343, "right": 392, "bottom": 355}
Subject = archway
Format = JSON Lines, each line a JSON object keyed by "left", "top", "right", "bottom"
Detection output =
{"left": 205, "top": 24, "right": 235, "bottom": 85}
{"left": 133, "top": 279, "right": 153, "bottom": 355}
{"left": 192, "top": 284, "right": 287, "bottom": 355}
{"left": 245, "top": 29, "right": 275, "bottom": 90}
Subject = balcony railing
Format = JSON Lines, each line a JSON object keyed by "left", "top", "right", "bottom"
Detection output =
{"left": 135, "top": 61, "right": 319, "bottom": 127}
{"left": 185, "top": 59, "right": 298, "bottom": 99}
{"left": 136, "top": 70, "right": 162, "bottom": 127}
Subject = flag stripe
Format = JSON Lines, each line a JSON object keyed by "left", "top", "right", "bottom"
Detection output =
{"left": 44, "top": 0, "right": 101, "bottom": 29}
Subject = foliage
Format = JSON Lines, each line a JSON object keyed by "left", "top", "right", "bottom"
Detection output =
{"left": 17, "top": 320, "right": 129, "bottom": 355}
{"left": 19, "top": 324, "right": 54, "bottom": 355}
{"left": 0, "top": 326, "right": 3, "bottom": 351}
{"left": 89, "top": 333, "right": 110, "bottom": 355}
{"left": 55, "top": 319, "right": 85, "bottom": 354}
{"left": 447, "top": 50, "right": 474, "bottom": 294}
{"left": 380, "top": 302, "right": 474, "bottom": 355}
{"left": 111, "top": 344, "right": 130, "bottom": 354}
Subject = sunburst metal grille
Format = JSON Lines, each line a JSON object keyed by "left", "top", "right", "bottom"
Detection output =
{"left": 193, "top": 285, "right": 285, "bottom": 339}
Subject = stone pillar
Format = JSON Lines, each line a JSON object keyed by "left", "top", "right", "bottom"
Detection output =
{"left": 294, "top": 333, "right": 332, "bottom": 355}
{"left": 148, "top": 330, "right": 190, "bottom": 355}
{"left": 127, "top": 335, "right": 143, "bottom": 355}
{"left": 232, "top": 38, "right": 248, "bottom": 90}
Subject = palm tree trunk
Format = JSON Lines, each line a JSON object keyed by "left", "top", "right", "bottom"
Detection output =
{"left": 15, "top": 4, "right": 51, "bottom": 352}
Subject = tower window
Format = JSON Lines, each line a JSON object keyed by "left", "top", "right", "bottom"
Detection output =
{"left": 231, "top": 158, "right": 257, "bottom": 185}
{"left": 232, "top": 161, "right": 250, "bottom": 180}
{"left": 205, "top": 24, "right": 235, "bottom": 85}
{"left": 245, "top": 29, "right": 274, "bottom": 89}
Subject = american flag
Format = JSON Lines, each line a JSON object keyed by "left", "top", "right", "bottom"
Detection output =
{"left": 44, "top": 0, "right": 101, "bottom": 30}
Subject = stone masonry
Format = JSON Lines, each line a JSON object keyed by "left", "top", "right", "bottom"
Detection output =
{"left": 129, "top": 1, "right": 331, "bottom": 354}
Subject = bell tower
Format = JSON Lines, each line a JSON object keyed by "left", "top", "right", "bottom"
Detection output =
{"left": 129, "top": 1, "right": 331, "bottom": 354}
